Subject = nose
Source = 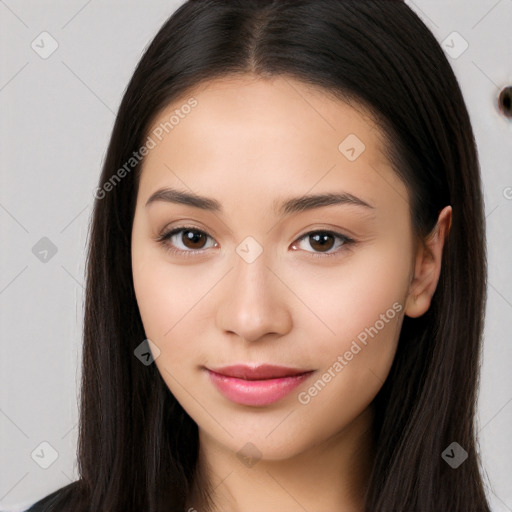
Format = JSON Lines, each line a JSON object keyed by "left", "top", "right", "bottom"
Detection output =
{"left": 216, "top": 250, "right": 293, "bottom": 343}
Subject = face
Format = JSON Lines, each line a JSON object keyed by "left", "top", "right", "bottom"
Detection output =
{"left": 131, "top": 74, "right": 415, "bottom": 461}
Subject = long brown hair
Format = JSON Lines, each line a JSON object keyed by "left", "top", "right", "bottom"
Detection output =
{"left": 28, "top": 1, "right": 490, "bottom": 510}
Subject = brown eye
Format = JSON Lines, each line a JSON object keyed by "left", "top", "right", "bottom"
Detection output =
{"left": 158, "top": 226, "right": 217, "bottom": 256}
{"left": 308, "top": 233, "right": 336, "bottom": 252}
{"left": 180, "top": 229, "right": 208, "bottom": 249}
{"left": 291, "top": 230, "right": 354, "bottom": 258}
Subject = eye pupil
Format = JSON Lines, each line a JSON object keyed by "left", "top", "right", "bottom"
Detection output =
{"left": 310, "top": 233, "right": 334, "bottom": 252}
{"left": 183, "top": 230, "right": 206, "bottom": 249}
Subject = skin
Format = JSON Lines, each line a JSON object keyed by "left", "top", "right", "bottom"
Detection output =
{"left": 131, "top": 74, "right": 451, "bottom": 512}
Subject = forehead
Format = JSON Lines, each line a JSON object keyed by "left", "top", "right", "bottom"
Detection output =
{"left": 138, "top": 74, "right": 406, "bottom": 213}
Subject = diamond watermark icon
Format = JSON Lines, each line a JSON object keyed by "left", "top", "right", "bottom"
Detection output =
{"left": 31, "top": 441, "right": 59, "bottom": 469}
{"left": 32, "top": 237, "right": 58, "bottom": 263}
{"left": 31, "top": 31, "right": 59, "bottom": 59}
{"left": 338, "top": 134, "right": 366, "bottom": 161}
{"left": 441, "top": 441, "right": 468, "bottom": 468}
{"left": 237, "top": 442, "right": 262, "bottom": 468}
{"left": 236, "top": 236, "right": 263, "bottom": 264}
{"left": 134, "top": 339, "right": 161, "bottom": 365}
{"left": 441, "top": 31, "right": 468, "bottom": 59}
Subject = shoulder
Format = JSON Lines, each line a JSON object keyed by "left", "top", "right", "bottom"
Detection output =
{"left": 24, "top": 481, "right": 84, "bottom": 512}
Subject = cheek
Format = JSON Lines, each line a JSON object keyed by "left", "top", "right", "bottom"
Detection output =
{"left": 288, "top": 237, "right": 411, "bottom": 383}
{"left": 288, "top": 244, "right": 410, "bottom": 449}
{"left": 131, "top": 255, "right": 211, "bottom": 403}
{"left": 132, "top": 257, "right": 173, "bottom": 340}
{"left": 131, "top": 238, "right": 224, "bottom": 365}
{"left": 133, "top": 260, "right": 205, "bottom": 341}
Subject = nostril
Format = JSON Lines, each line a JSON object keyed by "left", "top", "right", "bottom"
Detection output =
{"left": 497, "top": 86, "right": 512, "bottom": 119}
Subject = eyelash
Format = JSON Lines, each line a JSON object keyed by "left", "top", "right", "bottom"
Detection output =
{"left": 155, "top": 225, "right": 355, "bottom": 259}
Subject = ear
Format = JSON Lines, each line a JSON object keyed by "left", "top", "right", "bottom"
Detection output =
{"left": 404, "top": 205, "right": 452, "bottom": 318}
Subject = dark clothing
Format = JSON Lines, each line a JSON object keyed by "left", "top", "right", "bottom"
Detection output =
{"left": 24, "top": 482, "right": 78, "bottom": 512}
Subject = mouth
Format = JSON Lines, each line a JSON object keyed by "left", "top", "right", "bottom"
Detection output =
{"left": 204, "top": 364, "right": 316, "bottom": 406}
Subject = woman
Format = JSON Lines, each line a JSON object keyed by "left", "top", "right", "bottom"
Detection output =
{"left": 26, "top": 0, "right": 491, "bottom": 510}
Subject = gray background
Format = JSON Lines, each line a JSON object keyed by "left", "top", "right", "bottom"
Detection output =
{"left": 0, "top": 1, "right": 511, "bottom": 510}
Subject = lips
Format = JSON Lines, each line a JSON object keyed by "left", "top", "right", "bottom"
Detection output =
{"left": 204, "top": 364, "right": 315, "bottom": 406}
{"left": 207, "top": 364, "right": 311, "bottom": 380}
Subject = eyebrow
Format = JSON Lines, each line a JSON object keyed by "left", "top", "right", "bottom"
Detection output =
{"left": 145, "top": 187, "right": 375, "bottom": 216}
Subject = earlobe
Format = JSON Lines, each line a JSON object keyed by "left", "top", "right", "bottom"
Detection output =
{"left": 404, "top": 205, "right": 452, "bottom": 318}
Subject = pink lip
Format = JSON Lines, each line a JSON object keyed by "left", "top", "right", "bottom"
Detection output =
{"left": 205, "top": 364, "right": 315, "bottom": 406}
